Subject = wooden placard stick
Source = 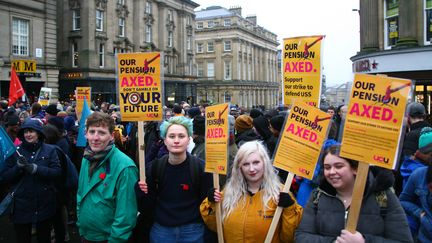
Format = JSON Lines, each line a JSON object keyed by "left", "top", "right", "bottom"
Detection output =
{"left": 345, "top": 161, "right": 369, "bottom": 233}
{"left": 264, "top": 172, "right": 295, "bottom": 243}
{"left": 137, "top": 121, "right": 146, "bottom": 181}
{"left": 213, "top": 173, "right": 224, "bottom": 243}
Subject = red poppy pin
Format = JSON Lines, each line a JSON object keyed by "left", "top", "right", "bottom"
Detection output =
{"left": 99, "top": 172, "right": 106, "bottom": 180}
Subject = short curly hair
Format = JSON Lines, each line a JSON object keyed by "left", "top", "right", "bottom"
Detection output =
{"left": 159, "top": 116, "right": 193, "bottom": 139}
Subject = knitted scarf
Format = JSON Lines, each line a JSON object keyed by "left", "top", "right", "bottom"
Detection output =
{"left": 84, "top": 141, "right": 114, "bottom": 177}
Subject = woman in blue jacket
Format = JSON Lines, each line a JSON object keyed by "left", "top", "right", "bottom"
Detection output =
{"left": 1, "top": 118, "right": 61, "bottom": 243}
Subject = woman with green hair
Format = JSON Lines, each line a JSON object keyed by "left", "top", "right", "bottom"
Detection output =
{"left": 137, "top": 116, "right": 212, "bottom": 243}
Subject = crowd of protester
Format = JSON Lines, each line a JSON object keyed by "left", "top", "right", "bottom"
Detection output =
{"left": 0, "top": 98, "right": 430, "bottom": 243}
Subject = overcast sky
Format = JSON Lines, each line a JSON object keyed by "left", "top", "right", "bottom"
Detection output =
{"left": 194, "top": 0, "right": 360, "bottom": 87}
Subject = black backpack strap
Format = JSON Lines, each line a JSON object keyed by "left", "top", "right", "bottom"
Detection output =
{"left": 152, "top": 155, "right": 168, "bottom": 192}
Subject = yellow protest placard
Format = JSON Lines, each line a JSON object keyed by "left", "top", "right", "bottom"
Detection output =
{"left": 205, "top": 103, "right": 229, "bottom": 175}
{"left": 117, "top": 52, "right": 163, "bottom": 121}
{"left": 283, "top": 35, "right": 324, "bottom": 108}
{"left": 340, "top": 74, "right": 411, "bottom": 169}
{"left": 273, "top": 102, "right": 331, "bottom": 180}
{"left": 75, "top": 87, "right": 91, "bottom": 121}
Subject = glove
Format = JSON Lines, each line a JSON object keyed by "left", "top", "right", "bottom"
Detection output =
{"left": 16, "top": 156, "right": 29, "bottom": 168}
{"left": 23, "top": 164, "right": 37, "bottom": 174}
{"left": 207, "top": 188, "right": 216, "bottom": 203}
{"left": 278, "top": 192, "right": 294, "bottom": 208}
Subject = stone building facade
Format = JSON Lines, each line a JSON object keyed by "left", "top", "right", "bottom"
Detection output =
{"left": 0, "top": 0, "right": 59, "bottom": 102}
{"left": 57, "top": 0, "right": 199, "bottom": 105}
{"left": 195, "top": 6, "right": 280, "bottom": 110}
{"left": 351, "top": 0, "right": 432, "bottom": 113}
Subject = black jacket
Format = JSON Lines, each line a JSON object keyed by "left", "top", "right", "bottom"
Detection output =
{"left": 403, "top": 120, "right": 431, "bottom": 157}
{"left": 1, "top": 142, "right": 61, "bottom": 224}
{"left": 295, "top": 167, "right": 413, "bottom": 242}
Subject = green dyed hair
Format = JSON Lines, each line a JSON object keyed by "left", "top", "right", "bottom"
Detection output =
{"left": 159, "top": 116, "right": 193, "bottom": 139}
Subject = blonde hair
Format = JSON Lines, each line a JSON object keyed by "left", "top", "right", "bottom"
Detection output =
{"left": 222, "top": 140, "right": 281, "bottom": 221}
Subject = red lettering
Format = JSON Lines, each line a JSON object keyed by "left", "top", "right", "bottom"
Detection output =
{"left": 284, "top": 61, "right": 313, "bottom": 72}
{"left": 349, "top": 103, "right": 394, "bottom": 121}
{"left": 206, "top": 128, "right": 224, "bottom": 138}
{"left": 286, "top": 123, "right": 318, "bottom": 142}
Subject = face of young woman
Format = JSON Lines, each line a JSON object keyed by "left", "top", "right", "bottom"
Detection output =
{"left": 164, "top": 124, "right": 190, "bottom": 154}
{"left": 240, "top": 152, "right": 264, "bottom": 186}
{"left": 323, "top": 154, "right": 357, "bottom": 192}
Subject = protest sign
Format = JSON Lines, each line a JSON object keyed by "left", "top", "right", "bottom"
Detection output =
{"left": 265, "top": 101, "right": 331, "bottom": 242}
{"left": 117, "top": 52, "right": 163, "bottom": 121}
{"left": 75, "top": 87, "right": 91, "bottom": 121}
{"left": 273, "top": 102, "right": 331, "bottom": 179}
{"left": 283, "top": 35, "right": 324, "bottom": 108}
{"left": 205, "top": 103, "right": 229, "bottom": 243}
{"left": 38, "top": 87, "right": 52, "bottom": 106}
{"left": 340, "top": 73, "right": 412, "bottom": 170}
{"left": 205, "top": 103, "right": 229, "bottom": 175}
{"left": 339, "top": 73, "right": 412, "bottom": 233}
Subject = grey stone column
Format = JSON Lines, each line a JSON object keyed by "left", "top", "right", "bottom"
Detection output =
{"left": 396, "top": 0, "right": 418, "bottom": 47}
{"left": 360, "top": 0, "right": 379, "bottom": 52}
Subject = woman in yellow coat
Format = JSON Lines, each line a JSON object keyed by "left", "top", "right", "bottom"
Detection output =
{"left": 200, "top": 140, "right": 303, "bottom": 242}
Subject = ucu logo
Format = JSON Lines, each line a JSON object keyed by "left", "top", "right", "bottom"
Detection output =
{"left": 298, "top": 167, "right": 311, "bottom": 175}
{"left": 373, "top": 155, "right": 389, "bottom": 164}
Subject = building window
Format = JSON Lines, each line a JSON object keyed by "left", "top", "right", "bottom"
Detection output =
{"left": 96, "top": 9, "right": 104, "bottom": 31}
{"left": 72, "top": 9, "right": 81, "bottom": 30}
{"left": 117, "top": 0, "right": 124, "bottom": 5}
{"left": 224, "top": 40, "right": 231, "bottom": 51}
{"left": 72, "top": 42, "right": 78, "bottom": 67}
{"left": 145, "top": 25, "right": 152, "bottom": 43}
{"left": 168, "top": 9, "right": 173, "bottom": 21}
{"left": 187, "top": 36, "right": 192, "bottom": 50}
{"left": 99, "top": 43, "right": 104, "bottom": 67}
{"left": 168, "top": 31, "right": 173, "bottom": 47}
{"left": 187, "top": 57, "right": 193, "bottom": 75}
{"left": 426, "top": 0, "right": 432, "bottom": 44}
{"left": 197, "top": 43, "right": 203, "bottom": 53}
{"left": 384, "top": 0, "right": 399, "bottom": 48}
{"left": 12, "top": 18, "right": 29, "bottom": 56}
{"left": 114, "top": 47, "right": 125, "bottom": 54}
{"left": 208, "top": 21, "right": 214, "bottom": 28}
{"left": 118, "top": 18, "right": 125, "bottom": 37}
{"left": 186, "top": 15, "right": 191, "bottom": 26}
{"left": 224, "top": 91, "right": 231, "bottom": 103}
{"left": 207, "top": 42, "right": 214, "bottom": 52}
{"left": 197, "top": 22, "right": 203, "bottom": 29}
{"left": 207, "top": 62, "right": 215, "bottom": 77}
{"left": 197, "top": 62, "right": 204, "bottom": 77}
{"left": 145, "top": 1, "right": 151, "bottom": 14}
{"left": 224, "top": 61, "right": 232, "bottom": 80}
{"left": 224, "top": 19, "right": 231, "bottom": 26}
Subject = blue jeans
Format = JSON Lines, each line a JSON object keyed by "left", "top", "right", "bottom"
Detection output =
{"left": 150, "top": 222, "right": 204, "bottom": 243}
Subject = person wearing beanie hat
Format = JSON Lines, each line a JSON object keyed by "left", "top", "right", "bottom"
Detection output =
{"left": 253, "top": 116, "right": 277, "bottom": 157}
{"left": 45, "top": 104, "right": 60, "bottom": 119}
{"left": 270, "top": 115, "right": 285, "bottom": 138}
{"left": 1, "top": 118, "right": 61, "bottom": 242}
{"left": 397, "top": 102, "right": 431, "bottom": 195}
{"left": 249, "top": 108, "right": 263, "bottom": 119}
{"left": 234, "top": 115, "right": 259, "bottom": 147}
{"left": 187, "top": 107, "right": 201, "bottom": 120}
{"left": 4, "top": 110, "right": 21, "bottom": 145}
{"left": 191, "top": 115, "right": 206, "bottom": 160}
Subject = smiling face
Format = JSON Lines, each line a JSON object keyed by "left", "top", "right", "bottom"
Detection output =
{"left": 23, "top": 128, "right": 39, "bottom": 143}
{"left": 164, "top": 124, "right": 190, "bottom": 155}
{"left": 85, "top": 125, "right": 114, "bottom": 153}
{"left": 323, "top": 154, "right": 357, "bottom": 192}
{"left": 240, "top": 152, "right": 264, "bottom": 186}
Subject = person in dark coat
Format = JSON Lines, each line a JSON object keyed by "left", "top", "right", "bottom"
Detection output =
{"left": 1, "top": 118, "right": 61, "bottom": 243}
{"left": 295, "top": 145, "right": 413, "bottom": 243}
{"left": 191, "top": 115, "right": 205, "bottom": 160}
{"left": 234, "top": 115, "right": 260, "bottom": 147}
{"left": 252, "top": 115, "right": 277, "bottom": 157}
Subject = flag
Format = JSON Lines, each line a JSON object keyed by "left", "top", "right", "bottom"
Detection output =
{"left": 0, "top": 126, "right": 16, "bottom": 171}
{"left": 76, "top": 97, "right": 92, "bottom": 147}
{"left": 8, "top": 66, "right": 25, "bottom": 106}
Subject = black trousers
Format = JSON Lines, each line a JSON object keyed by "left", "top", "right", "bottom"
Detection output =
{"left": 14, "top": 218, "right": 52, "bottom": 243}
